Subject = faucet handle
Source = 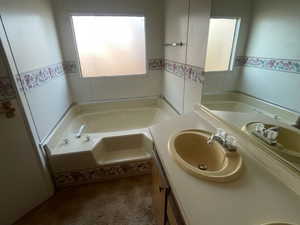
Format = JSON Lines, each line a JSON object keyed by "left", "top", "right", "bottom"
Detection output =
{"left": 255, "top": 123, "right": 265, "bottom": 134}
{"left": 266, "top": 130, "right": 278, "bottom": 141}
{"left": 216, "top": 128, "right": 227, "bottom": 138}
{"left": 224, "top": 135, "right": 237, "bottom": 151}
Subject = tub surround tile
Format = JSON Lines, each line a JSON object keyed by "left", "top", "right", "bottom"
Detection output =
{"left": 148, "top": 58, "right": 164, "bottom": 70}
{"left": 164, "top": 59, "right": 205, "bottom": 84}
{"left": 236, "top": 56, "right": 300, "bottom": 74}
{"left": 63, "top": 61, "right": 78, "bottom": 74}
{"left": 0, "top": 77, "right": 15, "bottom": 102}
{"left": 54, "top": 160, "right": 152, "bottom": 188}
{"left": 11, "top": 55, "right": 299, "bottom": 94}
{"left": 17, "top": 63, "right": 66, "bottom": 91}
{"left": 63, "top": 58, "right": 164, "bottom": 76}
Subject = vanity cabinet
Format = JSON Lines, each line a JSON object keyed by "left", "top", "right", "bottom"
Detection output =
{"left": 152, "top": 151, "right": 169, "bottom": 225}
{"left": 152, "top": 147, "right": 186, "bottom": 225}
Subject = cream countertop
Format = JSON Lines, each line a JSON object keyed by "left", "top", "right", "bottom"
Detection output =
{"left": 150, "top": 112, "right": 300, "bottom": 225}
{"left": 199, "top": 107, "right": 300, "bottom": 171}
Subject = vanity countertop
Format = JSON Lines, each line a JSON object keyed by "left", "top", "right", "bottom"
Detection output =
{"left": 150, "top": 112, "right": 300, "bottom": 225}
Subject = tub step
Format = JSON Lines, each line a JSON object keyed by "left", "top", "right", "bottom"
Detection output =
{"left": 93, "top": 132, "right": 153, "bottom": 166}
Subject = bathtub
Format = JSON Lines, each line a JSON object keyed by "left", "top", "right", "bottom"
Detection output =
{"left": 44, "top": 98, "right": 177, "bottom": 187}
{"left": 202, "top": 92, "right": 299, "bottom": 125}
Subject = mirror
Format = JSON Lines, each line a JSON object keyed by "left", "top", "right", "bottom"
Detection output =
{"left": 201, "top": 0, "right": 300, "bottom": 172}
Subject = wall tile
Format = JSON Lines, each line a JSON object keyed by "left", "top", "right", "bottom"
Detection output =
{"left": 90, "top": 71, "right": 161, "bottom": 102}
{"left": 68, "top": 76, "right": 93, "bottom": 103}
{"left": 54, "top": 160, "right": 152, "bottom": 188}
{"left": 17, "top": 63, "right": 65, "bottom": 91}
{"left": 0, "top": 77, "right": 15, "bottom": 102}
{"left": 148, "top": 58, "right": 164, "bottom": 70}
{"left": 63, "top": 58, "right": 164, "bottom": 77}
{"left": 236, "top": 56, "right": 300, "bottom": 74}
{"left": 163, "top": 71, "right": 184, "bottom": 113}
{"left": 164, "top": 59, "right": 204, "bottom": 84}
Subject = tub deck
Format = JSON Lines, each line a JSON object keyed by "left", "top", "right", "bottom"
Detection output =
{"left": 43, "top": 98, "right": 177, "bottom": 188}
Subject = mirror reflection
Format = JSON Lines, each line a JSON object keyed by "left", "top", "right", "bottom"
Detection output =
{"left": 202, "top": 0, "right": 300, "bottom": 171}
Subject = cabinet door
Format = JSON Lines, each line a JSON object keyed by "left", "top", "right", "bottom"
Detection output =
{"left": 152, "top": 155, "right": 169, "bottom": 225}
{"left": 166, "top": 192, "right": 186, "bottom": 225}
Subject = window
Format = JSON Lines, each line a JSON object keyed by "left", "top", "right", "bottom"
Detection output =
{"left": 71, "top": 16, "right": 146, "bottom": 77}
{"left": 204, "top": 18, "right": 240, "bottom": 72}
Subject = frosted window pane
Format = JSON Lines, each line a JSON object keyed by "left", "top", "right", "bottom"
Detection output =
{"left": 205, "top": 18, "right": 237, "bottom": 72}
{"left": 72, "top": 16, "right": 146, "bottom": 77}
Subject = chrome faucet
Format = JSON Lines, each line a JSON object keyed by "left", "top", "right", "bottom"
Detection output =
{"left": 253, "top": 123, "right": 279, "bottom": 145}
{"left": 207, "top": 128, "right": 237, "bottom": 152}
{"left": 75, "top": 124, "right": 86, "bottom": 138}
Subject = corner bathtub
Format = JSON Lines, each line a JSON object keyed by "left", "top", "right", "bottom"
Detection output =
{"left": 202, "top": 92, "right": 299, "bottom": 125}
{"left": 44, "top": 98, "right": 177, "bottom": 188}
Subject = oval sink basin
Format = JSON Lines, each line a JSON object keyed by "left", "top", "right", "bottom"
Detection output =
{"left": 168, "top": 130, "right": 243, "bottom": 182}
{"left": 242, "top": 122, "right": 300, "bottom": 163}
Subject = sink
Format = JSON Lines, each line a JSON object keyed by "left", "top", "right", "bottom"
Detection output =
{"left": 168, "top": 130, "right": 243, "bottom": 182}
{"left": 242, "top": 122, "right": 300, "bottom": 163}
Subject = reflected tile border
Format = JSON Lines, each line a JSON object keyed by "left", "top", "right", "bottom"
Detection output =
{"left": 0, "top": 77, "right": 15, "bottom": 102}
{"left": 164, "top": 59, "right": 205, "bottom": 84}
{"left": 54, "top": 160, "right": 152, "bottom": 188}
{"left": 236, "top": 56, "right": 300, "bottom": 74}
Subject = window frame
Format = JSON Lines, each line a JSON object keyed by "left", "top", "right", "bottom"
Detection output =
{"left": 70, "top": 13, "right": 148, "bottom": 78}
{"left": 204, "top": 16, "right": 241, "bottom": 73}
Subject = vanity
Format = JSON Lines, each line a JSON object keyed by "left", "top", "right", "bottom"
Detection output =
{"left": 150, "top": 109, "right": 300, "bottom": 225}
{"left": 152, "top": 0, "right": 300, "bottom": 224}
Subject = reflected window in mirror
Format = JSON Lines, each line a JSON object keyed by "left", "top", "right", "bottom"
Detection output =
{"left": 205, "top": 18, "right": 240, "bottom": 72}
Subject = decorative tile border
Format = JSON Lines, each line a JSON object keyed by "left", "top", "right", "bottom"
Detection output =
{"left": 0, "top": 57, "right": 164, "bottom": 96}
{"left": 63, "top": 61, "right": 78, "bottom": 74}
{"left": 63, "top": 58, "right": 165, "bottom": 75}
{"left": 164, "top": 59, "right": 205, "bottom": 84}
{"left": 54, "top": 160, "right": 152, "bottom": 188}
{"left": 236, "top": 56, "right": 300, "bottom": 74}
{"left": 17, "top": 63, "right": 65, "bottom": 91}
{"left": 148, "top": 58, "right": 164, "bottom": 70}
{"left": 0, "top": 77, "right": 15, "bottom": 102}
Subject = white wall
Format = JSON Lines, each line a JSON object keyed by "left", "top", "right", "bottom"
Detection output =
{"left": 203, "top": 0, "right": 252, "bottom": 94}
{"left": 184, "top": 0, "right": 210, "bottom": 113}
{"left": 237, "top": 0, "right": 300, "bottom": 112}
{"left": 163, "top": 0, "right": 210, "bottom": 114}
{"left": 51, "top": 0, "right": 164, "bottom": 103}
{"left": 0, "top": 0, "right": 73, "bottom": 141}
{"left": 163, "top": 0, "right": 189, "bottom": 113}
{"left": 0, "top": 1, "right": 59, "bottom": 222}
